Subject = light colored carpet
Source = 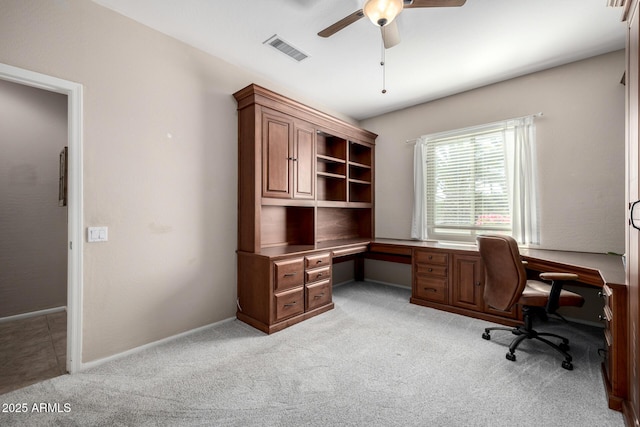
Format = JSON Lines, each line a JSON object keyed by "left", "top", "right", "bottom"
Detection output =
{"left": 0, "top": 281, "right": 624, "bottom": 426}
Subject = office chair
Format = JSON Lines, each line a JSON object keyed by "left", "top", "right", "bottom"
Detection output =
{"left": 476, "top": 235, "right": 585, "bottom": 370}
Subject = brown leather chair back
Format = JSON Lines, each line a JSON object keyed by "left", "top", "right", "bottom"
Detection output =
{"left": 477, "top": 235, "right": 527, "bottom": 311}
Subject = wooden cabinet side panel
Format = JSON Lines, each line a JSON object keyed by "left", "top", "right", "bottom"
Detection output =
{"left": 237, "top": 253, "right": 272, "bottom": 326}
{"left": 237, "top": 106, "right": 260, "bottom": 252}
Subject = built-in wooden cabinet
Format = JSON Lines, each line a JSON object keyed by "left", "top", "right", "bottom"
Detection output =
{"left": 413, "top": 250, "right": 449, "bottom": 304}
{"left": 261, "top": 109, "right": 315, "bottom": 200}
{"left": 411, "top": 247, "right": 521, "bottom": 325}
{"left": 234, "top": 84, "right": 376, "bottom": 333}
{"left": 600, "top": 282, "right": 628, "bottom": 410}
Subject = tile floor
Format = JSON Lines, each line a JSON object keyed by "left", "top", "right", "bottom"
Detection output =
{"left": 0, "top": 311, "right": 67, "bottom": 395}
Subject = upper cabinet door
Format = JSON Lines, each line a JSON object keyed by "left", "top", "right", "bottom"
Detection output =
{"left": 293, "top": 121, "right": 315, "bottom": 199}
{"left": 262, "top": 111, "right": 293, "bottom": 198}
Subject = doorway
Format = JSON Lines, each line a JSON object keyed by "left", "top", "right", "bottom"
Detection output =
{"left": 0, "top": 79, "right": 68, "bottom": 393}
{"left": 0, "top": 63, "right": 83, "bottom": 377}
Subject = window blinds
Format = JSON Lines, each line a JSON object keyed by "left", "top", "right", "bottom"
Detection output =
{"left": 425, "top": 126, "right": 511, "bottom": 236}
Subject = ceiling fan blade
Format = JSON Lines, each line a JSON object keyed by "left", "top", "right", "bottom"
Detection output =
{"left": 405, "top": 0, "right": 466, "bottom": 8}
{"left": 382, "top": 21, "right": 401, "bottom": 49}
{"left": 318, "top": 9, "right": 365, "bottom": 38}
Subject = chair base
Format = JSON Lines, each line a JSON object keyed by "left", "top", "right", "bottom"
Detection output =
{"left": 482, "top": 307, "right": 575, "bottom": 370}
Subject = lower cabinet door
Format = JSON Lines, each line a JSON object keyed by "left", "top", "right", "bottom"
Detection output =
{"left": 306, "top": 279, "right": 332, "bottom": 311}
{"left": 274, "top": 287, "right": 305, "bottom": 321}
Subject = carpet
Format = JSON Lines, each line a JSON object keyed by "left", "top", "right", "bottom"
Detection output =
{"left": 0, "top": 281, "right": 624, "bottom": 426}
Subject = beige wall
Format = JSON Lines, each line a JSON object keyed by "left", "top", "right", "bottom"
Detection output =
{"left": 0, "top": 0, "right": 348, "bottom": 363}
{"left": 0, "top": 79, "right": 68, "bottom": 317}
{"left": 362, "top": 50, "right": 626, "bottom": 255}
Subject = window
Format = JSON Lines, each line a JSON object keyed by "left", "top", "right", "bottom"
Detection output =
{"left": 426, "top": 126, "right": 510, "bottom": 240}
{"left": 412, "top": 116, "right": 539, "bottom": 245}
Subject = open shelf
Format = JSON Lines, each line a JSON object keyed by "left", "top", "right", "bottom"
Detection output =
{"left": 317, "top": 174, "right": 346, "bottom": 202}
{"left": 349, "top": 140, "right": 372, "bottom": 167}
{"left": 260, "top": 205, "right": 315, "bottom": 248}
{"left": 317, "top": 132, "right": 347, "bottom": 160}
{"left": 349, "top": 163, "right": 371, "bottom": 183}
{"left": 316, "top": 207, "right": 373, "bottom": 243}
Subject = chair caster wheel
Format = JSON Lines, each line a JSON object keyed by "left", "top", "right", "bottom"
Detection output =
{"left": 559, "top": 342, "right": 570, "bottom": 352}
{"left": 506, "top": 352, "right": 516, "bottom": 362}
{"left": 562, "top": 360, "right": 573, "bottom": 370}
{"left": 482, "top": 332, "right": 491, "bottom": 340}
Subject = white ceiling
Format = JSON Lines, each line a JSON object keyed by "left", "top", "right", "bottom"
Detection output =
{"left": 92, "top": 0, "right": 626, "bottom": 120}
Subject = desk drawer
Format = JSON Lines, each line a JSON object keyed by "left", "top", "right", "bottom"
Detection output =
{"left": 416, "top": 263, "right": 447, "bottom": 277}
{"left": 332, "top": 245, "right": 369, "bottom": 258}
{"left": 306, "top": 279, "right": 332, "bottom": 311}
{"left": 305, "top": 266, "right": 331, "bottom": 283}
{"left": 274, "top": 258, "right": 304, "bottom": 292}
{"left": 415, "top": 276, "right": 447, "bottom": 303}
{"left": 305, "top": 253, "right": 331, "bottom": 269}
{"left": 415, "top": 250, "right": 448, "bottom": 265}
{"left": 274, "top": 287, "right": 304, "bottom": 321}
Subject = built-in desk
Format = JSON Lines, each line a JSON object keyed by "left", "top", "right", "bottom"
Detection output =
{"left": 367, "top": 238, "right": 627, "bottom": 410}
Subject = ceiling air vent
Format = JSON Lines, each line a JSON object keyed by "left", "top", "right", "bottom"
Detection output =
{"left": 263, "top": 34, "right": 309, "bottom": 62}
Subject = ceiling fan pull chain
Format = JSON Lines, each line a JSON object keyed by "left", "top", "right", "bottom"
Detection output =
{"left": 380, "top": 34, "right": 387, "bottom": 94}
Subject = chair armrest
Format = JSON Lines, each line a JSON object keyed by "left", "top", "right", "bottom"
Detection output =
{"left": 539, "top": 272, "right": 579, "bottom": 314}
{"left": 539, "top": 272, "right": 578, "bottom": 281}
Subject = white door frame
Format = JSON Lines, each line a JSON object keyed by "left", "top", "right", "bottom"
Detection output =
{"left": 0, "top": 63, "right": 83, "bottom": 373}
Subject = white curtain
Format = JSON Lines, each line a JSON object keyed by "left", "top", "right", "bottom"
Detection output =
{"left": 411, "top": 136, "right": 428, "bottom": 240}
{"left": 504, "top": 116, "right": 540, "bottom": 245}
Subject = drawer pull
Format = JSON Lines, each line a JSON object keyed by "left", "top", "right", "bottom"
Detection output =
{"left": 284, "top": 301, "right": 297, "bottom": 307}
{"left": 428, "top": 268, "right": 433, "bottom": 272}
{"left": 475, "top": 281, "right": 481, "bottom": 287}
{"left": 316, "top": 260, "right": 323, "bottom": 264}
{"left": 314, "top": 293, "right": 325, "bottom": 299}
{"left": 428, "top": 255, "right": 433, "bottom": 260}
{"left": 423, "top": 287, "right": 438, "bottom": 292}
{"left": 598, "top": 314, "right": 606, "bottom": 321}
{"left": 598, "top": 291, "right": 604, "bottom": 298}
{"left": 317, "top": 273, "right": 323, "bottom": 277}
{"left": 283, "top": 272, "right": 297, "bottom": 277}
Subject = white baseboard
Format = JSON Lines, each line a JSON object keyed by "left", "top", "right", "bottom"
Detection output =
{"left": 0, "top": 306, "right": 66, "bottom": 324}
{"left": 332, "top": 279, "right": 355, "bottom": 288}
{"left": 363, "top": 278, "right": 411, "bottom": 290}
{"left": 80, "top": 316, "right": 236, "bottom": 371}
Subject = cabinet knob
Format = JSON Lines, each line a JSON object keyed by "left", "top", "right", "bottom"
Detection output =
{"left": 598, "top": 291, "right": 604, "bottom": 298}
{"left": 475, "top": 281, "right": 481, "bottom": 287}
{"left": 428, "top": 255, "right": 433, "bottom": 260}
{"left": 598, "top": 314, "right": 606, "bottom": 321}
{"left": 428, "top": 268, "right": 433, "bottom": 272}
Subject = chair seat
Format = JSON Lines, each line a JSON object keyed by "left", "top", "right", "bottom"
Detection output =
{"left": 519, "top": 280, "right": 585, "bottom": 308}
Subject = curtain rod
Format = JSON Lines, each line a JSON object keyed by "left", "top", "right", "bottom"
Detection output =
{"left": 404, "top": 112, "right": 544, "bottom": 144}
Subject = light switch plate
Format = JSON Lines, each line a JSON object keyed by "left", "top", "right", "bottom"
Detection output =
{"left": 87, "top": 226, "right": 108, "bottom": 242}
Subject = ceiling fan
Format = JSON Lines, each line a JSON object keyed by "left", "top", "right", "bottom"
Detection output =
{"left": 318, "top": 0, "right": 467, "bottom": 49}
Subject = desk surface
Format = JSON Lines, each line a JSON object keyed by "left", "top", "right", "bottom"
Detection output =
{"left": 372, "top": 238, "right": 626, "bottom": 288}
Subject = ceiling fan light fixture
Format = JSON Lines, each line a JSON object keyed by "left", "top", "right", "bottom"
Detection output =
{"left": 363, "top": 0, "right": 403, "bottom": 27}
